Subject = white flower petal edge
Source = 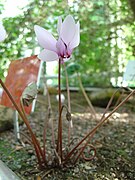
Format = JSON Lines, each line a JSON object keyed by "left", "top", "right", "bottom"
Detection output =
{"left": 0, "top": 21, "right": 6, "bottom": 42}
{"left": 34, "top": 25, "right": 57, "bottom": 52}
{"left": 34, "top": 15, "right": 80, "bottom": 63}
{"left": 57, "top": 16, "right": 62, "bottom": 35}
{"left": 69, "top": 21, "right": 80, "bottom": 49}
{"left": 60, "top": 15, "right": 76, "bottom": 45}
{"left": 38, "top": 49, "right": 59, "bottom": 62}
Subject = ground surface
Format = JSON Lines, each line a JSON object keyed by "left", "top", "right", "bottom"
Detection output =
{"left": 0, "top": 92, "right": 135, "bottom": 180}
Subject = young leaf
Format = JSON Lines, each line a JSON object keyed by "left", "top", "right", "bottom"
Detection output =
{"left": 22, "top": 82, "right": 38, "bottom": 106}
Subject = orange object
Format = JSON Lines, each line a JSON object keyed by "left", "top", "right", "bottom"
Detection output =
{"left": 1, "top": 55, "right": 40, "bottom": 114}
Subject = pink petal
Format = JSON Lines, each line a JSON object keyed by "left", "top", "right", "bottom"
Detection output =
{"left": 69, "top": 21, "right": 80, "bottom": 49}
{"left": 34, "top": 25, "right": 57, "bottom": 52}
{"left": 38, "top": 49, "right": 58, "bottom": 62}
{"left": 66, "top": 47, "right": 73, "bottom": 56}
{"left": 60, "top": 15, "right": 76, "bottom": 45}
{"left": 0, "top": 21, "right": 6, "bottom": 42}
{"left": 56, "top": 38, "right": 66, "bottom": 56}
{"left": 57, "top": 16, "right": 62, "bottom": 35}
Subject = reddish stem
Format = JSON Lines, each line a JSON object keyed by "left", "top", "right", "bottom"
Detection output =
{"left": 63, "top": 90, "right": 135, "bottom": 164}
{"left": 20, "top": 99, "right": 45, "bottom": 166}
{"left": 0, "top": 79, "right": 44, "bottom": 167}
{"left": 57, "top": 58, "right": 62, "bottom": 160}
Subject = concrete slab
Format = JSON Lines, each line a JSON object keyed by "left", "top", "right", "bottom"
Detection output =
{"left": 0, "top": 160, "right": 20, "bottom": 180}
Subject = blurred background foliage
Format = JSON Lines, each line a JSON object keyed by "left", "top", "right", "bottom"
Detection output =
{"left": 0, "top": 0, "right": 135, "bottom": 87}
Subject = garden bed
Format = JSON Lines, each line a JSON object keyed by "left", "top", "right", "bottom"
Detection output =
{"left": 0, "top": 92, "right": 135, "bottom": 179}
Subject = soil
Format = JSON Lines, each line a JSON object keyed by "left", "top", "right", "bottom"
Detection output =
{"left": 0, "top": 92, "right": 135, "bottom": 180}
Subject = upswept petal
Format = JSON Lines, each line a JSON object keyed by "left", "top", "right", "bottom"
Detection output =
{"left": 0, "top": 21, "right": 6, "bottom": 42}
{"left": 69, "top": 21, "right": 80, "bottom": 49}
{"left": 38, "top": 49, "right": 58, "bottom": 62}
{"left": 34, "top": 25, "right": 57, "bottom": 52}
{"left": 57, "top": 16, "right": 62, "bottom": 35}
{"left": 66, "top": 46, "right": 73, "bottom": 56}
{"left": 56, "top": 38, "right": 66, "bottom": 56}
{"left": 60, "top": 15, "right": 76, "bottom": 45}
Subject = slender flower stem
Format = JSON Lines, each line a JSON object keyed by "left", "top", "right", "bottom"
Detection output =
{"left": 63, "top": 63, "right": 73, "bottom": 145}
{"left": 57, "top": 58, "right": 62, "bottom": 160}
{"left": 63, "top": 90, "right": 135, "bottom": 163}
{"left": 42, "top": 107, "right": 49, "bottom": 161}
{"left": 100, "top": 88, "right": 122, "bottom": 121}
{"left": 20, "top": 99, "right": 44, "bottom": 165}
{"left": 0, "top": 79, "right": 44, "bottom": 167}
{"left": 77, "top": 73, "right": 96, "bottom": 119}
{"left": 44, "top": 76, "right": 55, "bottom": 148}
{"left": 42, "top": 76, "right": 54, "bottom": 161}
{"left": 63, "top": 64, "right": 71, "bottom": 116}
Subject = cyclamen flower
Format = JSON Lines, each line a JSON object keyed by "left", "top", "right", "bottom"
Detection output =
{"left": 34, "top": 15, "right": 80, "bottom": 63}
{"left": 0, "top": 21, "right": 6, "bottom": 42}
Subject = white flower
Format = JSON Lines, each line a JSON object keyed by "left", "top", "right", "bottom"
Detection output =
{"left": 34, "top": 15, "right": 80, "bottom": 63}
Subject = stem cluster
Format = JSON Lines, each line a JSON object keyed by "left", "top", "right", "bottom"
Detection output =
{"left": 0, "top": 59, "right": 134, "bottom": 168}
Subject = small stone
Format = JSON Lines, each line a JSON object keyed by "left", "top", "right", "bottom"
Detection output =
{"left": 84, "top": 165, "right": 91, "bottom": 170}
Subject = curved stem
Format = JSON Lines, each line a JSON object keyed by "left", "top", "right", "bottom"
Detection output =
{"left": 63, "top": 63, "right": 73, "bottom": 145}
{"left": 100, "top": 88, "right": 122, "bottom": 121}
{"left": 63, "top": 90, "right": 135, "bottom": 163}
{"left": 77, "top": 73, "right": 96, "bottom": 119}
{"left": 20, "top": 99, "right": 45, "bottom": 165}
{"left": 0, "top": 79, "right": 44, "bottom": 167}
